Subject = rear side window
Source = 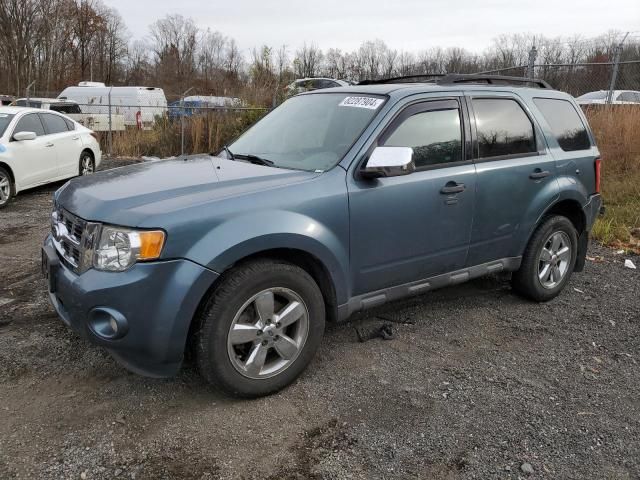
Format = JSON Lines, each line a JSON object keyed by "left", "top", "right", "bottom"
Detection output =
{"left": 533, "top": 98, "right": 591, "bottom": 151}
{"left": 14, "top": 113, "right": 45, "bottom": 136}
{"left": 40, "top": 113, "right": 70, "bottom": 134}
{"left": 617, "top": 92, "right": 640, "bottom": 103}
{"left": 473, "top": 98, "right": 536, "bottom": 158}
{"left": 383, "top": 108, "right": 462, "bottom": 168}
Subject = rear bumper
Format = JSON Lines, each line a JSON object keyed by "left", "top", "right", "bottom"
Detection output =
{"left": 584, "top": 193, "right": 603, "bottom": 231}
{"left": 43, "top": 235, "right": 219, "bottom": 377}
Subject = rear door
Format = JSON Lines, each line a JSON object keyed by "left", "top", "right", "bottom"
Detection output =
{"left": 9, "top": 113, "right": 58, "bottom": 187}
{"left": 348, "top": 95, "right": 476, "bottom": 295}
{"left": 40, "top": 112, "right": 82, "bottom": 177}
{"left": 466, "top": 93, "right": 559, "bottom": 266}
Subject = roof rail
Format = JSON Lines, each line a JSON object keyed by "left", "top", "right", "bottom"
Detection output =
{"left": 358, "top": 73, "right": 553, "bottom": 89}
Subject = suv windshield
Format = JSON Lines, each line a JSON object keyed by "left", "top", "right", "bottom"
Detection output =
{"left": 229, "top": 93, "right": 385, "bottom": 172}
{"left": 0, "top": 113, "right": 15, "bottom": 137}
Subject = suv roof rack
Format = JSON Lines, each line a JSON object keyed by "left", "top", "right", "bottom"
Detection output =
{"left": 358, "top": 73, "right": 552, "bottom": 89}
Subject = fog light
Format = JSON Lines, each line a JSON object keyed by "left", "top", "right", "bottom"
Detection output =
{"left": 88, "top": 307, "right": 128, "bottom": 340}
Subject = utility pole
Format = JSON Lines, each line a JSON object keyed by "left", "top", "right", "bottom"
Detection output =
{"left": 527, "top": 45, "right": 537, "bottom": 79}
{"left": 607, "top": 32, "right": 629, "bottom": 105}
{"left": 108, "top": 86, "right": 113, "bottom": 158}
{"left": 25, "top": 81, "right": 36, "bottom": 106}
{"left": 181, "top": 87, "right": 194, "bottom": 158}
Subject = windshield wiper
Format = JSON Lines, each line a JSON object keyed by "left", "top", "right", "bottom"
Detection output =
{"left": 221, "top": 145, "right": 235, "bottom": 161}
{"left": 234, "top": 154, "right": 275, "bottom": 167}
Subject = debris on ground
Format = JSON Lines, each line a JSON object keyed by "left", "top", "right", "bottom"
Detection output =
{"left": 624, "top": 259, "right": 637, "bottom": 269}
{"left": 520, "top": 462, "right": 535, "bottom": 474}
{"left": 586, "top": 255, "right": 605, "bottom": 263}
{"left": 354, "top": 322, "right": 395, "bottom": 342}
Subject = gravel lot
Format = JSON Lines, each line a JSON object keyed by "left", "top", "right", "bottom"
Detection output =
{"left": 1, "top": 158, "right": 639, "bottom": 480}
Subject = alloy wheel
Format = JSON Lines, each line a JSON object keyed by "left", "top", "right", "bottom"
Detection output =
{"left": 538, "top": 231, "right": 571, "bottom": 289}
{"left": 0, "top": 171, "right": 10, "bottom": 205}
{"left": 227, "top": 288, "right": 309, "bottom": 380}
{"left": 81, "top": 155, "right": 94, "bottom": 175}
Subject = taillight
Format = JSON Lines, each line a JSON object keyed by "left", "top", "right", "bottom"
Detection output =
{"left": 594, "top": 157, "right": 601, "bottom": 194}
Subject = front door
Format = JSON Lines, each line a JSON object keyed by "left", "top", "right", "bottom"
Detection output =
{"left": 348, "top": 98, "right": 476, "bottom": 295}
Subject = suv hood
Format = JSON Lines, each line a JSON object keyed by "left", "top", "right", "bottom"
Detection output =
{"left": 56, "top": 156, "right": 318, "bottom": 226}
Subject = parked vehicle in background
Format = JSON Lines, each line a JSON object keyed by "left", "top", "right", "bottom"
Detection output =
{"left": 0, "top": 106, "right": 101, "bottom": 208}
{"left": 58, "top": 82, "right": 167, "bottom": 129}
{"left": 13, "top": 97, "right": 125, "bottom": 132}
{"left": 576, "top": 90, "right": 640, "bottom": 105}
{"left": 13, "top": 97, "right": 82, "bottom": 113}
{"left": 43, "top": 75, "right": 602, "bottom": 398}
{"left": 168, "top": 95, "right": 243, "bottom": 119}
{"left": 0, "top": 95, "right": 14, "bottom": 106}
{"left": 286, "top": 78, "right": 350, "bottom": 95}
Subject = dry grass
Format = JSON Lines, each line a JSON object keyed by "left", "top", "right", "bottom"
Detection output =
{"left": 585, "top": 105, "right": 640, "bottom": 249}
{"left": 102, "top": 110, "right": 267, "bottom": 158}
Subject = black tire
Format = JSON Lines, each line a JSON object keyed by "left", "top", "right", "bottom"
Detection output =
{"left": 0, "top": 166, "right": 15, "bottom": 209}
{"left": 512, "top": 215, "right": 578, "bottom": 302}
{"left": 79, "top": 151, "right": 95, "bottom": 176}
{"left": 196, "top": 259, "right": 325, "bottom": 398}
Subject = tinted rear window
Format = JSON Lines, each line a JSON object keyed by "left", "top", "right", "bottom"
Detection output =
{"left": 534, "top": 98, "right": 591, "bottom": 151}
{"left": 473, "top": 98, "right": 536, "bottom": 158}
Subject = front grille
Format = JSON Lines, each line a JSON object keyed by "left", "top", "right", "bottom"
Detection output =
{"left": 51, "top": 208, "right": 88, "bottom": 272}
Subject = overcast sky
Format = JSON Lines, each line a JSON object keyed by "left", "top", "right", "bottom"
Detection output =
{"left": 105, "top": 0, "right": 640, "bottom": 54}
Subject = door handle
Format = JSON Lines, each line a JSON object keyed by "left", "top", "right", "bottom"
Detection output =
{"left": 72, "top": 136, "right": 80, "bottom": 140}
{"left": 529, "top": 169, "right": 550, "bottom": 180}
{"left": 440, "top": 182, "right": 466, "bottom": 194}
{"left": 45, "top": 143, "right": 54, "bottom": 148}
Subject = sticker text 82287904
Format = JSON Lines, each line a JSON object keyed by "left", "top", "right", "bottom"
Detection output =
{"left": 339, "top": 97, "right": 384, "bottom": 109}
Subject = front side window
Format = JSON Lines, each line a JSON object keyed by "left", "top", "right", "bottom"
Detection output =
{"left": 617, "top": 92, "right": 640, "bottom": 103}
{"left": 40, "top": 113, "right": 69, "bottom": 134}
{"left": 473, "top": 98, "right": 536, "bottom": 158}
{"left": 229, "top": 93, "right": 384, "bottom": 172}
{"left": 14, "top": 114, "right": 45, "bottom": 137}
{"left": 533, "top": 98, "right": 591, "bottom": 151}
{"left": 0, "top": 113, "right": 15, "bottom": 137}
{"left": 383, "top": 108, "right": 462, "bottom": 168}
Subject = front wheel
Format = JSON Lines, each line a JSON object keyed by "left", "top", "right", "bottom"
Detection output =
{"left": 0, "top": 166, "right": 14, "bottom": 209}
{"left": 196, "top": 259, "right": 325, "bottom": 398}
{"left": 79, "top": 151, "right": 95, "bottom": 176}
{"left": 512, "top": 215, "right": 578, "bottom": 302}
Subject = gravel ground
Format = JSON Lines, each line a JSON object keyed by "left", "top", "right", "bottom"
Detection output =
{"left": 0, "top": 158, "right": 639, "bottom": 480}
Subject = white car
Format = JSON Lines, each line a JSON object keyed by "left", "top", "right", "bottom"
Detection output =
{"left": 576, "top": 90, "right": 640, "bottom": 105}
{"left": 286, "top": 78, "right": 351, "bottom": 95}
{"left": 0, "top": 106, "right": 101, "bottom": 208}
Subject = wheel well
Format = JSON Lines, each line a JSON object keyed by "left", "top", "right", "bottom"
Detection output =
{"left": 544, "top": 199, "right": 586, "bottom": 234}
{"left": 0, "top": 162, "right": 15, "bottom": 184}
{"left": 81, "top": 148, "right": 95, "bottom": 160}
{"left": 185, "top": 248, "right": 339, "bottom": 362}
{"left": 233, "top": 248, "right": 338, "bottom": 323}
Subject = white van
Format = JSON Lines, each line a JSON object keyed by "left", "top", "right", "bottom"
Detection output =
{"left": 58, "top": 82, "right": 167, "bottom": 129}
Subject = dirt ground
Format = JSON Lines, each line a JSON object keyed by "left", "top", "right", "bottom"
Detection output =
{"left": 1, "top": 158, "right": 639, "bottom": 480}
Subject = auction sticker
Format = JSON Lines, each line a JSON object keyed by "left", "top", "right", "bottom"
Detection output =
{"left": 339, "top": 96, "right": 384, "bottom": 109}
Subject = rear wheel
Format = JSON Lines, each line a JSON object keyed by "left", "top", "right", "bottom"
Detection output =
{"left": 196, "top": 259, "right": 325, "bottom": 398}
{"left": 512, "top": 215, "right": 578, "bottom": 302}
{"left": 79, "top": 151, "right": 95, "bottom": 176}
{"left": 0, "top": 166, "right": 14, "bottom": 209}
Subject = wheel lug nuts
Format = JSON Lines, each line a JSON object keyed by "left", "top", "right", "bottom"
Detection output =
{"left": 261, "top": 340, "right": 268, "bottom": 346}
{"left": 257, "top": 330, "right": 263, "bottom": 336}
{"left": 276, "top": 322, "right": 281, "bottom": 328}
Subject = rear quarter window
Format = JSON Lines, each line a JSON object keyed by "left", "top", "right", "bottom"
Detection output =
{"left": 533, "top": 98, "right": 591, "bottom": 151}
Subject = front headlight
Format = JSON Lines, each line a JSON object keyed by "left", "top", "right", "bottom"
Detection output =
{"left": 93, "top": 226, "right": 165, "bottom": 272}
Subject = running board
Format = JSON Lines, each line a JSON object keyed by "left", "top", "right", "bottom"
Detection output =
{"left": 337, "top": 257, "right": 521, "bottom": 321}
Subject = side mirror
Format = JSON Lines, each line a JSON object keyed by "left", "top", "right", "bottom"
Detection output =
{"left": 361, "top": 146, "right": 415, "bottom": 178}
{"left": 13, "top": 131, "right": 37, "bottom": 141}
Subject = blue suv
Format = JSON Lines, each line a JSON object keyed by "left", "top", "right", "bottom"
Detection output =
{"left": 42, "top": 75, "right": 603, "bottom": 397}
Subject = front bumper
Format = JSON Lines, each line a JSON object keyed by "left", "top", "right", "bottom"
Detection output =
{"left": 43, "top": 235, "right": 219, "bottom": 377}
